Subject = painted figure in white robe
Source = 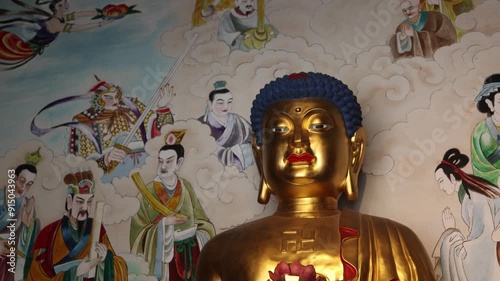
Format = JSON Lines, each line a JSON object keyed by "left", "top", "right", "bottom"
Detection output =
{"left": 198, "top": 81, "right": 254, "bottom": 171}
{"left": 433, "top": 148, "right": 500, "bottom": 281}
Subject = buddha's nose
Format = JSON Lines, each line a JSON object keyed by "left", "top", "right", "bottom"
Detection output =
{"left": 292, "top": 126, "right": 308, "bottom": 148}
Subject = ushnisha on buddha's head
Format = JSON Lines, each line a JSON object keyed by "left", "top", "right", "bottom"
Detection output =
{"left": 250, "top": 72, "right": 365, "bottom": 203}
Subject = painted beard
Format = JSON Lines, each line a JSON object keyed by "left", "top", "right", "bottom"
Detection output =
{"left": 237, "top": 5, "right": 254, "bottom": 16}
{"left": 73, "top": 210, "right": 89, "bottom": 235}
{"left": 244, "top": 5, "right": 254, "bottom": 15}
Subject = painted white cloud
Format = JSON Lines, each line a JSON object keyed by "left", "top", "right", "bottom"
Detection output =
{"left": 122, "top": 253, "right": 159, "bottom": 281}
{"left": 455, "top": 0, "right": 500, "bottom": 35}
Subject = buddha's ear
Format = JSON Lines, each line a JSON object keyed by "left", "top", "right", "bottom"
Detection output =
{"left": 345, "top": 127, "right": 366, "bottom": 201}
{"left": 252, "top": 134, "right": 271, "bottom": 204}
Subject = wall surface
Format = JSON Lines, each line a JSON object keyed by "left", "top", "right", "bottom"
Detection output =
{"left": 1, "top": 0, "right": 499, "bottom": 280}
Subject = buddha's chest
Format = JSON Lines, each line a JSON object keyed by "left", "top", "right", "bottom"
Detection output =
{"left": 223, "top": 216, "right": 359, "bottom": 281}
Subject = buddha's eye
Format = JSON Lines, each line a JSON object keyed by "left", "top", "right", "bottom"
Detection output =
{"left": 309, "top": 123, "right": 331, "bottom": 131}
{"left": 271, "top": 126, "right": 290, "bottom": 133}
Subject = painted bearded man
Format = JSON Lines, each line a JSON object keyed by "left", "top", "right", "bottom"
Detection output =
{"left": 389, "top": 0, "right": 457, "bottom": 59}
{"left": 218, "top": 0, "right": 278, "bottom": 51}
{"left": 26, "top": 171, "right": 127, "bottom": 280}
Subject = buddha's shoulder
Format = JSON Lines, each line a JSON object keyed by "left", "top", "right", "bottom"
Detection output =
{"left": 341, "top": 209, "right": 422, "bottom": 240}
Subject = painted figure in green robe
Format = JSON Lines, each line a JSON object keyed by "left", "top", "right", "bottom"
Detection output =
{"left": 472, "top": 74, "right": 500, "bottom": 186}
{"left": 130, "top": 130, "right": 216, "bottom": 281}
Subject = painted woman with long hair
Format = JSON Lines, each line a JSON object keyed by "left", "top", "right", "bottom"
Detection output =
{"left": 433, "top": 148, "right": 500, "bottom": 280}
{"left": 0, "top": 0, "right": 121, "bottom": 70}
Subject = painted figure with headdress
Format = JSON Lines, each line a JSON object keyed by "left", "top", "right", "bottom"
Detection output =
{"left": 31, "top": 76, "right": 175, "bottom": 182}
{"left": 130, "top": 130, "right": 216, "bottom": 281}
{"left": 472, "top": 74, "right": 500, "bottom": 186}
{"left": 198, "top": 80, "right": 254, "bottom": 171}
{"left": 26, "top": 170, "right": 127, "bottom": 280}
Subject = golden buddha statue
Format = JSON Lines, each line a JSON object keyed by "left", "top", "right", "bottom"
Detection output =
{"left": 195, "top": 72, "right": 434, "bottom": 281}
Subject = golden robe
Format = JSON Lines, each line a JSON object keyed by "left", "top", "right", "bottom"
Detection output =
{"left": 196, "top": 208, "right": 434, "bottom": 281}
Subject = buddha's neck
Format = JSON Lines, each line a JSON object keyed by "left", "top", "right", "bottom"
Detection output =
{"left": 275, "top": 197, "right": 340, "bottom": 218}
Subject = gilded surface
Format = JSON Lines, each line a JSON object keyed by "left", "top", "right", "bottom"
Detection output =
{"left": 196, "top": 97, "right": 435, "bottom": 280}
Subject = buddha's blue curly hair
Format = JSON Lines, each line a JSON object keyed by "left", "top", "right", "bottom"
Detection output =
{"left": 250, "top": 72, "right": 362, "bottom": 146}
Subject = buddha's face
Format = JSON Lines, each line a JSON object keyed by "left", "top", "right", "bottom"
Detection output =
{"left": 259, "top": 98, "right": 351, "bottom": 199}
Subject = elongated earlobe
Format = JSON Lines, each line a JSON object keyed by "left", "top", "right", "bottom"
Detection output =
{"left": 252, "top": 135, "right": 272, "bottom": 204}
{"left": 345, "top": 127, "right": 366, "bottom": 201}
{"left": 345, "top": 169, "right": 357, "bottom": 201}
{"left": 258, "top": 177, "right": 271, "bottom": 204}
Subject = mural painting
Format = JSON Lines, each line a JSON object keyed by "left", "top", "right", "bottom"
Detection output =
{"left": 1, "top": 0, "right": 500, "bottom": 280}
{"left": 0, "top": 151, "right": 40, "bottom": 281}
{"left": 26, "top": 170, "right": 128, "bottom": 280}
{"left": 130, "top": 130, "right": 215, "bottom": 281}
{"left": 389, "top": 0, "right": 457, "bottom": 60}
{"left": 217, "top": 0, "right": 278, "bottom": 51}
{"left": 0, "top": 0, "right": 139, "bottom": 70}
{"left": 31, "top": 76, "right": 176, "bottom": 182}
{"left": 433, "top": 148, "right": 500, "bottom": 280}
{"left": 198, "top": 81, "right": 254, "bottom": 171}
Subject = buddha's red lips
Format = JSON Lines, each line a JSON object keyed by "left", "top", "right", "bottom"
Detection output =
{"left": 287, "top": 153, "right": 314, "bottom": 163}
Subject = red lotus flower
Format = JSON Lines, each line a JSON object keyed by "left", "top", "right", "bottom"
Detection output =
{"left": 268, "top": 261, "right": 325, "bottom": 281}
